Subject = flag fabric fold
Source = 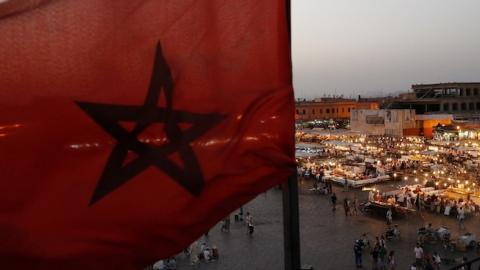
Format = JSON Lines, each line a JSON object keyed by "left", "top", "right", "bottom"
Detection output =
{"left": 0, "top": 0, "right": 295, "bottom": 269}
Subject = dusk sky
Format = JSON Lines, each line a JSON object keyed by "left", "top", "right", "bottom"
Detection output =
{"left": 292, "top": 0, "right": 480, "bottom": 99}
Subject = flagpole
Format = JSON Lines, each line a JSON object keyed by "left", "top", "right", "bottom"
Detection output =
{"left": 282, "top": 175, "right": 301, "bottom": 270}
{"left": 283, "top": 1, "right": 301, "bottom": 270}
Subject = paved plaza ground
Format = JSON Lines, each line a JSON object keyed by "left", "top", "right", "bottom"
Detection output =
{"left": 172, "top": 179, "right": 480, "bottom": 269}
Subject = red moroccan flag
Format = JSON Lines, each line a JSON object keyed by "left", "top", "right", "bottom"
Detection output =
{"left": 0, "top": 1, "right": 295, "bottom": 269}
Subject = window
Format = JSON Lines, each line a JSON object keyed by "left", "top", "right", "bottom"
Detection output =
{"left": 326, "top": 108, "right": 330, "bottom": 113}
{"left": 475, "top": 88, "right": 479, "bottom": 96}
{"left": 296, "top": 109, "right": 299, "bottom": 114}
{"left": 443, "top": 103, "right": 450, "bottom": 111}
{"left": 319, "top": 109, "right": 323, "bottom": 114}
{"left": 312, "top": 109, "right": 315, "bottom": 114}
{"left": 336, "top": 108, "right": 339, "bottom": 113}
{"left": 477, "top": 102, "right": 480, "bottom": 110}
{"left": 342, "top": 108, "right": 345, "bottom": 113}
{"left": 452, "top": 103, "right": 458, "bottom": 111}
{"left": 302, "top": 109, "right": 306, "bottom": 114}
{"left": 469, "top": 103, "right": 475, "bottom": 110}
{"left": 461, "top": 103, "right": 467, "bottom": 111}
{"left": 351, "top": 111, "right": 358, "bottom": 120}
{"left": 348, "top": 108, "right": 351, "bottom": 112}
{"left": 366, "top": 115, "right": 384, "bottom": 124}
{"left": 467, "top": 88, "right": 471, "bottom": 96}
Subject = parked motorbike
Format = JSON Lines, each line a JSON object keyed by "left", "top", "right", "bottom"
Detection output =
{"left": 385, "top": 224, "right": 400, "bottom": 240}
{"left": 417, "top": 229, "right": 435, "bottom": 244}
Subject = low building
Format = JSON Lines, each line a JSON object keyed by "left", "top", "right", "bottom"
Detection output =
{"left": 295, "top": 98, "right": 379, "bottom": 121}
{"left": 350, "top": 109, "right": 453, "bottom": 138}
{"left": 412, "top": 114, "right": 454, "bottom": 138}
{"left": 386, "top": 82, "right": 480, "bottom": 119}
{"left": 350, "top": 109, "right": 416, "bottom": 136}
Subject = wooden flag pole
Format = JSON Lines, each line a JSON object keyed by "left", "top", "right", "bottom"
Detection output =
{"left": 282, "top": 175, "right": 301, "bottom": 270}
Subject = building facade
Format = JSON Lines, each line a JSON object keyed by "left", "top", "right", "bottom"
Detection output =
{"left": 295, "top": 98, "right": 379, "bottom": 121}
{"left": 350, "top": 109, "right": 416, "bottom": 137}
{"left": 350, "top": 109, "right": 453, "bottom": 138}
{"left": 387, "top": 82, "right": 480, "bottom": 119}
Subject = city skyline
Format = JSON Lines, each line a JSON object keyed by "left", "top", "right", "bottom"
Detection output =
{"left": 292, "top": 0, "right": 480, "bottom": 99}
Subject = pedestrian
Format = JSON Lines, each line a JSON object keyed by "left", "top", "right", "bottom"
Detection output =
{"left": 432, "top": 252, "right": 441, "bottom": 270}
{"left": 331, "top": 192, "right": 337, "bottom": 212}
{"left": 368, "top": 190, "right": 375, "bottom": 202}
{"left": 414, "top": 243, "right": 424, "bottom": 268}
{"left": 239, "top": 206, "right": 244, "bottom": 221}
{"left": 352, "top": 197, "right": 359, "bottom": 216}
{"left": 189, "top": 241, "right": 200, "bottom": 265}
{"left": 245, "top": 212, "right": 254, "bottom": 235}
{"left": 220, "top": 219, "right": 227, "bottom": 232}
{"left": 424, "top": 256, "right": 435, "bottom": 270}
{"left": 374, "top": 236, "right": 380, "bottom": 248}
{"left": 344, "top": 198, "right": 350, "bottom": 216}
{"left": 455, "top": 256, "right": 468, "bottom": 270}
{"left": 225, "top": 215, "right": 231, "bottom": 232}
{"left": 165, "top": 258, "right": 177, "bottom": 269}
{"left": 458, "top": 206, "right": 465, "bottom": 230}
{"left": 410, "top": 263, "right": 417, "bottom": 270}
{"left": 379, "top": 235, "right": 387, "bottom": 249}
{"left": 378, "top": 244, "right": 387, "bottom": 270}
{"left": 152, "top": 259, "right": 166, "bottom": 270}
{"left": 386, "top": 208, "right": 392, "bottom": 225}
{"left": 387, "top": 251, "right": 396, "bottom": 270}
{"left": 354, "top": 240, "right": 363, "bottom": 268}
{"left": 361, "top": 233, "right": 370, "bottom": 248}
{"left": 415, "top": 195, "right": 420, "bottom": 211}
{"left": 371, "top": 244, "right": 380, "bottom": 270}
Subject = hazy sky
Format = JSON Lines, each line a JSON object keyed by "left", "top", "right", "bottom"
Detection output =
{"left": 292, "top": 0, "right": 480, "bottom": 99}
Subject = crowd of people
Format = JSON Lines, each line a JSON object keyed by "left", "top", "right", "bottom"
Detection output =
{"left": 370, "top": 186, "right": 480, "bottom": 225}
{"left": 353, "top": 233, "right": 396, "bottom": 269}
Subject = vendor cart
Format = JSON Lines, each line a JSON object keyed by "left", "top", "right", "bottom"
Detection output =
{"left": 360, "top": 201, "right": 415, "bottom": 218}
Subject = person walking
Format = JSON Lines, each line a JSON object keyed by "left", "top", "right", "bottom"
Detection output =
{"left": 457, "top": 206, "right": 465, "bottom": 230}
{"left": 245, "top": 212, "right": 254, "bottom": 236}
{"left": 352, "top": 197, "right": 359, "bottom": 216}
{"left": 344, "top": 198, "right": 350, "bottom": 217}
{"left": 354, "top": 240, "right": 363, "bottom": 268}
{"left": 331, "top": 192, "right": 337, "bottom": 212}
{"left": 432, "top": 252, "right": 441, "bottom": 270}
{"left": 379, "top": 235, "right": 387, "bottom": 250}
{"left": 370, "top": 244, "right": 380, "bottom": 270}
{"left": 225, "top": 215, "right": 231, "bottom": 232}
{"left": 386, "top": 208, "right": 393, "bottom": 225}
{"left": 220, "top": 219, "right": 227, "bottom": 232}
{"left": 221, "top": 215, "right": 231, "bottom": 232}
{"left": 414, "top": 243, "right": 424, "bottom": 268}
{"left": 189, "top": 241, "right": 200, "bottom": 265}
{"left": 378, "top": 244, "right": 387, "bottom": 270}
{"left": 387, "top": 251, "right": 396, "bottom": 270}
{"left": 424, "top": 256, "right": 435, "bottom": 270}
